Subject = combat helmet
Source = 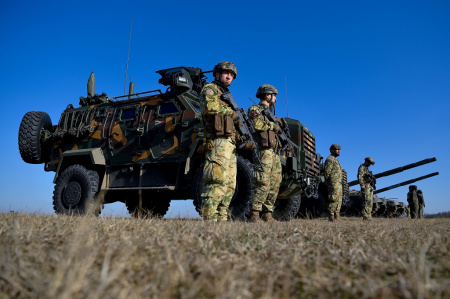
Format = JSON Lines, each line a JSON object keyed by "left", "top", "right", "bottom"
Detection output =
{"left": 329, "top": 144, "right": 341, "bottom": 151}
{"left": 213, "top": 61, "right": 237, "bottom": 78}
{"left": 365, "top": 157, "right": 375, "bottom": 165}
{"left": 256, "top": 84, "right": 278, "bottom": 99}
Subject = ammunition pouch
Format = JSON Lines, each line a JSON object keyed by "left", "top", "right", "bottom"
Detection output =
{"left": 260, "top": 131, "right": 269, "bottom": 148}
{"left": 260, "top": 130, "right": 277, "bottom": 148}
{"left": 214, "top": 114, "right": 224, "bottom": 136}
{"left": 214, "top": 114, "right": 235, "bottom": 138}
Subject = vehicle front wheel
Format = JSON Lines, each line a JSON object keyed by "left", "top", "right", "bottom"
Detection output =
{"left": 53, "top": 164, "right": 102, "bottom": 216}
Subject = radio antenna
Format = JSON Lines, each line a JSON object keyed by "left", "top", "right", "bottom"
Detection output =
{"left": 285, "top": 76, "right": 289, "bottom": 117}
{"left": 124, "top": 18, "right": 133, "bottom": 96}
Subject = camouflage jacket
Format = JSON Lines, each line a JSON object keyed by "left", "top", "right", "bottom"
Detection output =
{"left": 248, "top": 103, "right": 280, "bottom": 149}
{"left": 417, "top": 193, "right": 425, "bottom": 206}
{"left": 200, "top": 81, "right": 235, "bottom": 139}
{"left": 324, "top": 155, "right": 342, "bottom": 184}
{"left": 357, "top": 164, "right": 372, "bottom": 187}
{"left": 407, "top": 191, "right": 418, "bottom": 205}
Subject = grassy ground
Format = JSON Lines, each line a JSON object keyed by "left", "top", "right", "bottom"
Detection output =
{"left": 0, "top": 213, "right": 449, "bottom": 298}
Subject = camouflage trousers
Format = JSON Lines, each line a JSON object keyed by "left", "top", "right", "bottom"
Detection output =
{"left": 326, "top": 182, "right": 342, "bottom": 217}
{"left": 251, "top": 148, "right": 282, "bottom": 212}
{"left": 409, "top": 200, "right": 419, "bottom": 219}
{"left": 418, "top": 204, "right": 424, "bottom": 219}
{"left": 201, "top": 137, "right": 237, "bottom": 221}
{"left": 361, "top": 184, "right": 373, "bottom": 219}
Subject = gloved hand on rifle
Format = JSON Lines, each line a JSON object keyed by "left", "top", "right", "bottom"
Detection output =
{"left": 271, "top": 123, "right": 281, "bottom": 133}
{"left": 242, "top": 140, "right": 254, "bottom": 151}
{"left": 231, "top": 111, "right": 241, "bottom": 126}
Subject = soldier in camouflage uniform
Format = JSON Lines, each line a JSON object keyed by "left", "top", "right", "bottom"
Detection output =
{"left": 199, "top": 61, "right": 240, "bottom": 222}
{"left": 417, "top": 189, "right": 425, "bottom": 218}
{"left": 358, "top": 157, "right": 375, "bottom": 221}
{"left": 248, "top": 84, "right": 282, "bottom": 222}
{"left": 407, "top": 185, "right": 419, "bottom": 219}
{"left": 324, "top": 144, "right": 343, "bottom": 222}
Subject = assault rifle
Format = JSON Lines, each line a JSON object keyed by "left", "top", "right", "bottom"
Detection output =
{"left": 262, "top": 108, "right": 293, "bottom": 153}
{"left": 221, "top": 92, "right": 264, "bottom": 171}
{"left": 363, "top": 172, "right": 376, "bottom": 190}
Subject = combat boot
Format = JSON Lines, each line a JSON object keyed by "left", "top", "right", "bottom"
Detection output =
{"left": 334, "top": 213, "right": 340, "bottom": 221}
{"left": 328, "top": 214, "right": 335, "bottom": 222}
{"left": 262, "top": 211, "right": 276, "bottom": 222}
{"left": 249, "top": 210, "right": 262, "bottom": 222}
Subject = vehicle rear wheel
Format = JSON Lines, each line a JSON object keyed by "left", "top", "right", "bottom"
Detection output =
{"left": 273, "top": 195, "right": 301, "bottom": 221}
{"left": 125, "top": 193, "right": 171, "bottom": 218}
{"left": 192, "top": 155, "right": 253, "bottom": 221}
{"left": 18, "top": 111, "right": 52, "bottom": 164}
{"left": 297, "top": 189, "right": 326, "bottom": 219}
{"left": 53, "top": 164, "right": 102, "bottom": 216}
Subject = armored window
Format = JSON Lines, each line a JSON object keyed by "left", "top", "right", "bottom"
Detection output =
{"left": 96, "top": 108, "right": 106, "bottom": 118}
{"left": 119, "top": 106, "right": 138, "bottom": 122}
{"left": 157, "top": 101, "right": 181, "bottom": 117}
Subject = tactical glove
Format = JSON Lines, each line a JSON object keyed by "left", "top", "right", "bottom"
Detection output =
{"left": 272, "top": 123, "right": 281, "bottom": 133}
{"left": 243, "top": 141, "right": 255, "bottom": 151}
{"left": 231, "top": 111, "right": 241, "bottom": 126}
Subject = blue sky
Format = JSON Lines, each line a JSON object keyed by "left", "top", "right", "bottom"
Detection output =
{"left": 1, "top": 0, "right": 448, "bottom": 217}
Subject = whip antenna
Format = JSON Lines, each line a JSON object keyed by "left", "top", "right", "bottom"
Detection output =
{"left": 124, "top": 18, "right": 133, "bottom": 96}
{"left": 285, "top": 76, "right": 289, "bottom": 117}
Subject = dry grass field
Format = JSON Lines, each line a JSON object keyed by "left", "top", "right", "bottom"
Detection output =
{"left": 1, "top": 213, "right": 449, "bottom": 298}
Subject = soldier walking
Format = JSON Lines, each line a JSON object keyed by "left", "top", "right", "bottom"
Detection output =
{"left": 407, "top": 185, "right": 419, "bottom": 219}
{"left": 248, "top": 84, "right": 283, "bottom": 222}
{"left": 199, "top": 61, "right": 240, "bottom": 221}
{"left": 358, "top": 157, "right": 375, "bottom": 221}
{"left": 324, "top": 144, "right": 343, "bottom": 222}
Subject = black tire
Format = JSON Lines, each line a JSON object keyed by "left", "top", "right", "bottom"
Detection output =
{"left": 297, "top": 189, "right": 326, "bottom": 219}
{"left": 125, "top": 193, "right": 171, "bottom": 218}
{"left": 192, "top": 155, "right": 253, "bottom": 221}
{"left": 273, "top": 195, "right": 301, "bottom": 221}
{"left": 53, "top": 164, "right": 102, "bottom": 216}
{"left": 343, "top": 207, "right": 361, "bottom": 217}
{"left": 19, "top": 111, "right": 53, "bottom": 164}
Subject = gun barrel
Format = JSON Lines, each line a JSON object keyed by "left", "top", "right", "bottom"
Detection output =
{"left": 347, "top": 157, "right": 437, "bottom": 187}
{"left": 373, "top": 157, "right": 436, "bottom": 179}
{"left": 374, "top": 172, "right": 439, "bottom": 194}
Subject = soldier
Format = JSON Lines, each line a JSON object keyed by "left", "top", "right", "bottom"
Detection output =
{"left": 358, "top": 157, "right": 375, "bottom": 221}
{"left": 324, "top": 144, "right": 343, "bottom": 222}
{"left": 247, "top": 84, "right": 283, "bottom": 222}
{"left": 199, "top": 61, "right": 239, "bottom": 222}
{"left": 417, "top": 189, "right": 425, "bottom": 219}
{"left": 407, "top": 185, "right": 419, "bottom": 219}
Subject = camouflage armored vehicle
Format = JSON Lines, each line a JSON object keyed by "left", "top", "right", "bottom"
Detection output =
{"left": 18, "top": 66, "right": 323, "bottom": 220}
{"left": 342, "top": 158, "right": 438, "bottom": 218}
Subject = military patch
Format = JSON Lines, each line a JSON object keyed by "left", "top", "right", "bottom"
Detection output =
{"left": 250, "top": 111, "right": 260, "bottom": 118}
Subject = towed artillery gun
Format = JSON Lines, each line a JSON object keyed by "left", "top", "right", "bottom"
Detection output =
{"left": 343, "top": 158, "right": 439, "bottom": 217}
{"left": 18, "top": 66, "right": 322, "bottom": 220}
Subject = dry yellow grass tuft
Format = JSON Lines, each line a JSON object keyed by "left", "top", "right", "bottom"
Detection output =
{"left": 0, "top": 213, "right": 449, "bottom": 298}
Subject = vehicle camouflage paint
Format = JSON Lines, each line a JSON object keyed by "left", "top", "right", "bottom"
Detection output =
{"left": 18, "top": 66, "right": 324, "bottom": 220}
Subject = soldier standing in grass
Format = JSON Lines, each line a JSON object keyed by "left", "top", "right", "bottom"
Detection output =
{"left": 199, "top": 61, "right": 240, "bottom": 222}
{"left": 407, "top": 185, "right": 419, "bottom": 219}
{"left": 324, "top": 144, "right": 343, "bottom": 222}
{"left": 248, "top": 84, "right": 282, "bottom": 222}
{"left": 358, "top": 157, "right": 375, "bottom": 221}
{"left": 417, "top": 189, "right": 425, "bottom": 218}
